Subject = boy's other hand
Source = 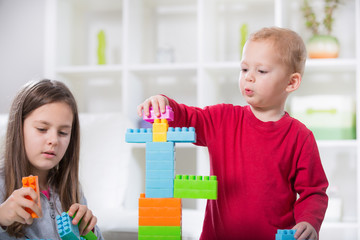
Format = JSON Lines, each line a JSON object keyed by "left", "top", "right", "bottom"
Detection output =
{"left": 293, "top": 221, "right": 317, "bottom": 240}
{"left": 137, "top": 95, "right": 169, "bottom": 118}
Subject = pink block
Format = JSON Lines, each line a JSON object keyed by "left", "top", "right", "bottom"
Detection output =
{"left": 143, "top": 106, "right": 174, "bottom": 123}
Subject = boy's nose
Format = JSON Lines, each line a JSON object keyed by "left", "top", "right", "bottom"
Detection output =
{"left": 245, "top": 71, "right": 255, "bottom": 82}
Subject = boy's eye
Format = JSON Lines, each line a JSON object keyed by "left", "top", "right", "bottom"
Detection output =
{"left": 259, "top": 70, "right": 268, "bottom": 74}
{"left": 241, "top": 68, "right": 248, "bottom": 72}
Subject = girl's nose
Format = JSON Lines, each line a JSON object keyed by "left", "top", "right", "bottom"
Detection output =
{"left": 47, "top": 130, "right": 58, "bottom": 146}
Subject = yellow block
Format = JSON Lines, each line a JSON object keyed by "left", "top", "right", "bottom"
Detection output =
{"left": 152, "top": 119, "right": 168, "bottom": 142}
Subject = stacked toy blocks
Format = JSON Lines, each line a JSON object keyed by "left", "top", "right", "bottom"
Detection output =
{"left": 22, "top": 176, "right": 41, "bottom": 218}
{"left": 138, "top": 193, "right": 181, "bottom": 239}
{"left": 56, "top": 212, "right": 98, "bottom": 240}
{"left": 275, "top": 229, "right": 296, "bottom": 240}
{"left": 126, "top": 106, "right": 218, "bottom": 240}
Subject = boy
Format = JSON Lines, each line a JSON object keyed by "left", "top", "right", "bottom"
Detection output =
{"left": 137, "top": 27, "right": 328, "bottom": 240}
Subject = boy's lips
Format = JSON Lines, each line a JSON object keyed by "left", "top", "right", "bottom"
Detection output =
{"left": 244, "top": 88, "right": 254, "bottom": 95}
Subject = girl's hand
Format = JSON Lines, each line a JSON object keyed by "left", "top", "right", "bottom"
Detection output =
{"left": 68, "top": 203, "right": 97, "bottom": 236}
{"left": 293, "top": 221, "right": 317, "bottom": 240}
{"left": 0, "top": 187, "right": 42, "bottom": 226}
{"left": 137, "top": 95, "right": 169, "bottom": 118}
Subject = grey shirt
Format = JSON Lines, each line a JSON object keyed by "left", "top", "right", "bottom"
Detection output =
{"left": 0, "top": 175, "right": 104, "bottom": 240}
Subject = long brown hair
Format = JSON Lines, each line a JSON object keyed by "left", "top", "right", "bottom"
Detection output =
{"left": 3, "top": 79, "right": 81, "bottom": 237}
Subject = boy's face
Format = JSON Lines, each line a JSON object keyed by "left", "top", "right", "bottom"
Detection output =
{"left": 239, "top": 39, "right": 292, "bottom": 111}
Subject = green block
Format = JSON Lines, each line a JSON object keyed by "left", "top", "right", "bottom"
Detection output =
{"left": 139, "top": 226, "right": 181, "bottom": 235}
{"left": 138, "top": 236, "right": 181, "bottom": 240}
{"left": 174, "top": 175, "right": 217, "bottom": 199}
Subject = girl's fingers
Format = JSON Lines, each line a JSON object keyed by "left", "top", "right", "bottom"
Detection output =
{"left": 78, "top": 209, "right": 92, "bottom": 235}
{"left": 69, "top": 204, "right": 87, "bottom": 225}
{"left": 82, "top": 215, "right": 97, "bottom": 236}
{"left": 15, "top": 206, "right": 33, "bottom": 225}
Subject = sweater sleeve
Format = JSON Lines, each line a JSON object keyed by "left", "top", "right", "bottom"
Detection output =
{"left": 293, "top": 132, "right": 329, "bottom": 233}
{"left": 164, "top": 95, "right": 225, "bottom": 147}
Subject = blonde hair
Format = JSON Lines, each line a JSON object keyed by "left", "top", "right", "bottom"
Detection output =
{"left": 248, "top": 27, "right": 307, "bottom": 76}
{"left": 3, "top": 79, "right": 81, "bottom": 237}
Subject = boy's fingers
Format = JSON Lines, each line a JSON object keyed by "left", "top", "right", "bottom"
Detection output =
{"left": 150, "top": 98, "right": 160, "bottom": 117}
{"left": 137, "top": 104, "right": 144, "bottom": 117}
{"left": 159, "top": 98, "right": 166, "bottom": 113}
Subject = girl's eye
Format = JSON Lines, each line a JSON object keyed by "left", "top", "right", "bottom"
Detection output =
{"left": 259, "top": 70, "right": 268, "bottom": 74}
{"left": 37, "top": 128, "right": 47, "bottom": 132}
{"left": 241, "top": 68, "right": 248, "bottom": 72}
{"left": 59, "top": 131, "right": 69, "bottom": 136}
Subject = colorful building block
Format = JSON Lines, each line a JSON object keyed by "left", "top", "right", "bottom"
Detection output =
{"left": 125, "top": 128, "right": 152, "bottom": 143}
{"left": 56, "top": 212, "right": 80, "bottom": 240}
{"left": 22, "top": 176, "right": 41, "bottom": 218}
{"left": 138, "top": 226, "right": 181, "bottom": 240}
{"left": 146, "top": 142, "right": 175, "bottom": 198}
{"left": 167, "top": 127, "right": 196, "bottom": 143}
{"left": 174, "top": 175, "right": 217, "bottom": 199}
{"left": 139, "top": 193, "right": 182, "bottom": 226}
{"left": 143, "top": 106, "right": 174, "bottom": 123}
{"left": 275, "top": 229, "right": 296, "bottom": 240}
{"left": 153, "top": 119, "right": 169, "bottom": 142}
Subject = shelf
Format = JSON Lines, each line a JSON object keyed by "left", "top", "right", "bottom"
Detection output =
{"left": 317, "top": 140, "right": 357, "bottom": 149}
{"left": 56, "top": 65, "right": 123, "bottom": 78}
{"left": 128, "top": 63, "right": 197, "bottom": 76}
{"left": 306, "top": 59, "right": 357, "bottom": 72}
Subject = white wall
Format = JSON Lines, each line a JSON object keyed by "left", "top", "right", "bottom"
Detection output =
{"left": 0, "top": 0, "right": 45, "bottom": 113}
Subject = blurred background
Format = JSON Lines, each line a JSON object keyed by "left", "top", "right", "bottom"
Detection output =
{"left": 0, "top": 0, "right": 359, "bottom": 239}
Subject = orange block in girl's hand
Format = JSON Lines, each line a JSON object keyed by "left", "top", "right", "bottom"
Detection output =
{"left": 22, "top": 176, "right": 41, "bottom": 218}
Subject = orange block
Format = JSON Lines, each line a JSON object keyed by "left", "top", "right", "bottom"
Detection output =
{"left": 22, "top": 176, "right": 41, "bottom": 218}
{"left": 138, "top": 193, "right": 182, "bottom": 226}
{"left": 139, "top": 216, "right": 181, "bottom": 226}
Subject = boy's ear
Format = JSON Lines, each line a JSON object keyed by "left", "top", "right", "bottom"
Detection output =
{"left": 286, "top": 73, "right": 301, "bottom": 93}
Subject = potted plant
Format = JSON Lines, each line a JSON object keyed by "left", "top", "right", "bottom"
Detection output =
{"left": 301, "top": 0, "right": 341, "bottom": 58}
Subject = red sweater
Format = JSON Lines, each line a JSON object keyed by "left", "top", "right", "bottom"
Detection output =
{"left": 166, "top": 97, "right": 328, "bottom": 240}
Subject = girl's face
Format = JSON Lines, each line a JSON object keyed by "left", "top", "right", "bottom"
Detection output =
{"left": 23, "top": 102, "right": 73, "bottom": 176}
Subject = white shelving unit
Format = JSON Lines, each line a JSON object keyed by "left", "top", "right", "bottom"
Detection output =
{"left": 45, "top": 0, "right": 360, "bottom": 238}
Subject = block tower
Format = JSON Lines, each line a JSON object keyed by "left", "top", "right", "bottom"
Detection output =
{"left": 126, "top": 106, "right": 218, "bottom": 240}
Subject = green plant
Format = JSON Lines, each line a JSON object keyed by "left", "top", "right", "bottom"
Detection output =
{"left": 301, "top": 0, "right": 341, "bottom": 35}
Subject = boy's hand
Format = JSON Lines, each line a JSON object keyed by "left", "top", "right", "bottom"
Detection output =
{"left": 0, "top": 187, "right": 42, "bottom": 226}
{"left": 293, "top": 221, "right": 317, "bottom": 240}
{"left": 137, "top": 95, "right": 169, "bottom": 118}
{"left": 68, "top": 203, "right": 97, "bottom": 236}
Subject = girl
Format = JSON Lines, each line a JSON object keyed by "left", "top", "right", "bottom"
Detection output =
{"left": 0, "top": 79, "right": 104, "bottom": 239}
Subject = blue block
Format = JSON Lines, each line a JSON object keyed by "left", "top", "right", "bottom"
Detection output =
{"left": 125, "top": 128, "right": 152, "bottom": 143}
{"left": 146, "top": 170, "right": 174, "bottom": 179}
{"left": 146, "top": 151, "right": 174, "bottom": 161}
{"left": 146, "top": 178, "right": 174, "bottom": 188}
{"left": 56, "top": 212, "right": 80, "bottom": 240}
{"left": 146, "top": 161, "right": 174, "bottom": 170}
{"left": 276, "top": 229, "right": 296, "bottom": 240}
{"left": 167, "top": 127, "right": 196, "bottom": 142}
{"left": 146, "top": 142, "right": 174, "bottom": 151}
{"left": 146, "top": 188, "right": 174, "bottom": 198}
